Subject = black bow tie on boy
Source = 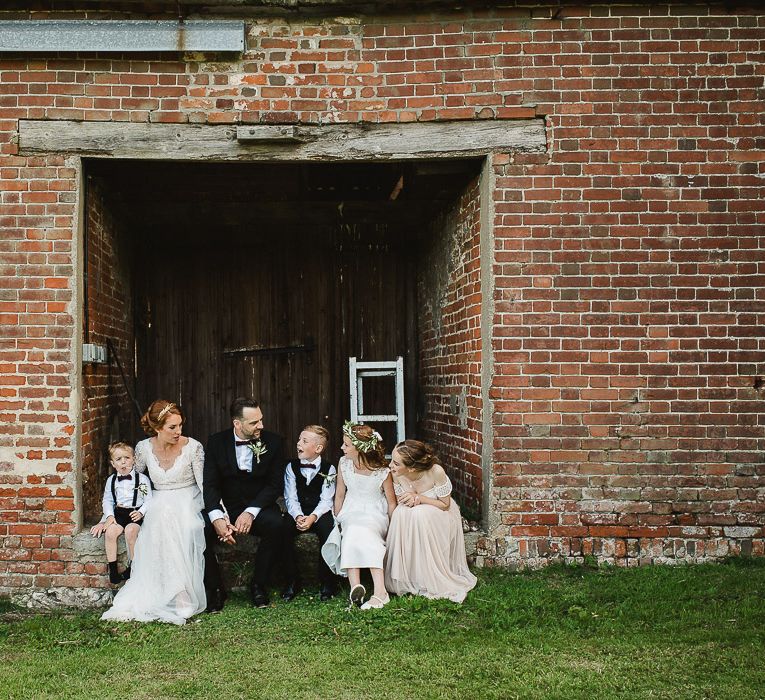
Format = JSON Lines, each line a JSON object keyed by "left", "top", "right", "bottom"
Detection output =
{"left": 116, "top": 474, "right": 132, "bottom": 481}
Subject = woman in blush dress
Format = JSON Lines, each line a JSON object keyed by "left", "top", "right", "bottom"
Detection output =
{"left": 101, "top": 399, "right": 206, "bottom": 625}
{"left": 384, "top": 440, "right": 477, "bottom": 603}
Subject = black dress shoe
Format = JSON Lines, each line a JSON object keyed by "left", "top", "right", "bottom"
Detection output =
{"left": 320, "top": 585, "right": 338, "bottom": 602}
{"left": 120, "top": 565, "right": 131, "bottom": 581}
{"left": 281, "top": 581, "right": 300, "bottom": 602}
{"left": 250, "top": 584, "right": 270, "bottom": 608}
{"left": 205, "top": 588, "right": 227, "bottom": 613}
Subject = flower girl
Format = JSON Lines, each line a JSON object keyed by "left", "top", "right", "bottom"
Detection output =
{"left": 324, "top": 421, "right": 397, "bottom": 610}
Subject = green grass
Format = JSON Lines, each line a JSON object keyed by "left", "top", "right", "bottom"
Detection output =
{"left": 2, "top": 559, "right": 764, "bottom": 699}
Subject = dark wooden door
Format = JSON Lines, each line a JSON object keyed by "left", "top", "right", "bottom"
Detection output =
{"left": 134, "top": 219, "right": 415, "bottom": 460}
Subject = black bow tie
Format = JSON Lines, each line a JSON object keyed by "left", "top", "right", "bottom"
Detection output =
{"left": 301, "top": 462, "right": 320, "bottom": 468}
{"left": 116, "top": 474, "right": 132, "bottom": 481}
{"left": 236, "top": 440, "right": 255, "bottom": 446}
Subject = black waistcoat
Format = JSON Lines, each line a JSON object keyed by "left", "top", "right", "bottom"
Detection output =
{"left": 289, "top": 459, "right": 333, "bottom": 513}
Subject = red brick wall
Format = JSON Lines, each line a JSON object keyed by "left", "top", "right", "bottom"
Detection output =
{"left": 0, "top": 148, "right": 79, "bottom": 591}
{"left": 80, "top": 175, "right": 135, "bottom": 524}
{"left": 418, "top": 176, "right": 484, "bottom": 516}
{"left": 1, "top": 3, "right": 764, "bottom": 595}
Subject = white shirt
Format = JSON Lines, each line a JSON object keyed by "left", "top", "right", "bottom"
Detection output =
{"left": 283, "top": 456, "right": 337, "bottom": 521}
{"left": 208, "top": 431, "right": 263, "bottom": 524}
{"left": 100, "top": 469, "right": 152, "bottom": 522}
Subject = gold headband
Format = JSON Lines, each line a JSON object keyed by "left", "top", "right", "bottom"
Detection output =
{"left": 157, "top": 403, "right": 175, "bottom": 422}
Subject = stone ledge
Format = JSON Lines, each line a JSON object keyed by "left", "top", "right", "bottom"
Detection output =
{"left": 13, "top": 586, "right": 113, "bottom": 610}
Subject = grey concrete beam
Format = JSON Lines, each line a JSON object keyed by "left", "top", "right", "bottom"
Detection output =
{"left": 0, "top": 20, "right": 244, "bottom": 53}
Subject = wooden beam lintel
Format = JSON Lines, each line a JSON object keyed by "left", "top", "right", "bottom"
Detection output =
{"left": 18, "top": 118, "right": 547, "bottom": 161}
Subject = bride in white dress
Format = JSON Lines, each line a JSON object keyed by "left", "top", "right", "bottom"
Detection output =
{"left": 101, "top": 400, "right": 206, "bottom": 625}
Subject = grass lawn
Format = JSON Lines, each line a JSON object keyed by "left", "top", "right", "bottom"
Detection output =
{"left": 1, "top": 558, "right": 764, "bottom": 700}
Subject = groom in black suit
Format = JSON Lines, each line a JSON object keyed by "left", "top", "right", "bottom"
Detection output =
{"left": 203, "top": 397, "right": 291, "bottom": 608}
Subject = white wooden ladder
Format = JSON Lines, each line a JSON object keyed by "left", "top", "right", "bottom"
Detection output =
{"left": 349, "top": 356, "right": 405, "bottom": 450}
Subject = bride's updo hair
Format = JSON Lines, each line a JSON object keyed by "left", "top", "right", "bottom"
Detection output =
{"left": 140, "top": 399, "right": 184, "bottom": 436}
{"left": 345, "top": 422, "right": 387, "bottom": 471}
{"left": 394, "top": 439, "right": 438, "bottom": 472}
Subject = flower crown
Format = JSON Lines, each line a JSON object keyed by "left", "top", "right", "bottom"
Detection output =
{"left": 343, "top": 420, "right": 382, "bottom": 453}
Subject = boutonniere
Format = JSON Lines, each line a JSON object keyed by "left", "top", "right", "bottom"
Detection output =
{"left": 247, "top": 440, "right": 268, "bottom": 464}
{"left": 135, "top": 483, "right": 149, "bottom": 497}
{"left": 318, "top": 472, "right": 336, "bottom": 486}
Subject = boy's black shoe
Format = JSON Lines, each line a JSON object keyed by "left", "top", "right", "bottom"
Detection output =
{"left": 108, "top": 561, "right": 121, "bottom": 585}
{"left": 250, "top": 584, "right": 270, "bottom": 608}
{"left": 280, "top": 581, "right": 300, "bottom": 602}
{"left": 320, "top": 584, "right": 337, "bottom": 602}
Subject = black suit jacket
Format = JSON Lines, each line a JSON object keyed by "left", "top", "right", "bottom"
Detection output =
{"left": 203, "top": 428, "right": 285, "bottom": 522}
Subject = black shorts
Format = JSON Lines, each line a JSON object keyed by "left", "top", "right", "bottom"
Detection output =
{"left": 113, "top": 506, "right": 142, "bottom": 529}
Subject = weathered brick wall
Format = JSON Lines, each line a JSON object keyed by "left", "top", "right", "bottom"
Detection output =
{"left": 0, "top": 149, "right": 80, "bottom": 593}
{"left": 418, "top": 176, "right": 484, "bottom": 516}
{"left": 1, "top": 2, "right": 764, "bottom": 597}
{"left": 80, "top": 176, "right": 135, "bottom": 525}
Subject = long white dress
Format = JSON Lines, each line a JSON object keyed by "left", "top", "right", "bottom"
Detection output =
{"left": 101, "top": 437, "right": 207, "bottom": 625}
{"left": 384, "top": 477, "right": 477, "bottom": 603}
{"left": 334, "top": 456, "right": 390, "bottom": 573}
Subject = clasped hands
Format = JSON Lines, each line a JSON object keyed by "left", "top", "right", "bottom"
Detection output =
{"left": 213, "top": 512, "right": 255, "bottom": 545}
{"left": 295, "top": 513, "right": 317, "bottom": 532}
{"left": 397, "top": 491, "right": 421, "bottom": 508}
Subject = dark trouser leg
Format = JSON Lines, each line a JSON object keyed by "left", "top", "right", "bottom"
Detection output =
{"left": 311, "top": 512, "right": 337, "bottom": 587}
{"left": 282, "top": 517, "right": 302, "bottom": 585}
{"left": 250, "top": 506, "right": 291, "bottom": 589}
{"left": 203, "top": 521, "right": 224, "bottom": 593}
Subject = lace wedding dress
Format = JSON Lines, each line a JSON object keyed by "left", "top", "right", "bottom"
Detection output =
{"left": 384, "top": 476, "right": 477, "bottom": 603}
{"left": 101, "top": 437, "right": 207, "bottom": 625}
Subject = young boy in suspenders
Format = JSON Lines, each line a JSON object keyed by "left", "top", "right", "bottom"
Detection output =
{"left": 90, "top": 442, "right": 152, "bottom": 584}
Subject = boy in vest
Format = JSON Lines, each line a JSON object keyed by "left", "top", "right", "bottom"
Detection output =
{"left": 282, "top": 425, "right": 338, "bottom": 602}
{"left": 90, "top": 442, "right": 152, "bottom": 584}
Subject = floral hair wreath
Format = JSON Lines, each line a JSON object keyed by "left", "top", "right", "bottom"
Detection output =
{"left": 343, "top": 420, "right": 382, "bottom": 453}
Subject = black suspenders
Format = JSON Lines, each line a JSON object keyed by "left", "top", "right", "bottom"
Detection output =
{"left": 110, "top": 472, "right": 141, "bottom": 509}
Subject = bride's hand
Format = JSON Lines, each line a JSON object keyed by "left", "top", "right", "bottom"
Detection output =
{"left": 213, "top": 518, "right": 236, "bottom": 545}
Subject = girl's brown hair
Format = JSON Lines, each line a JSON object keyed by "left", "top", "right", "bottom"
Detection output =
{"left": 347, "top": 423, "right": 387, "bottom": 471}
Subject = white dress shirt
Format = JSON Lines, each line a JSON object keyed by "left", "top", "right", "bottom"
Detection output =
{"left": 100, "top": 469, "right": 152, "bottom": 522}
{"left": 208, "top": 431, "right": 263, "bottom": 524}
{"left": 283, "top": 455, "right": 337, "bottom": 521}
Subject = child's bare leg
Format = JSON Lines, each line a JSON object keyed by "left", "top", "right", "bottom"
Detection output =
{"left": 105, "top": 523, "right": 124, "bottom": 584}
{"left": 370, "top": 568, "right": 388, "bottom": 600}
{"left": 104, "top": 523, "right": 124, "bottom": 561}
{"left": 347, "top": 567, "right": 361, "bottom": 589}
{"left": 124, "top": 523, "right": 140, "bottom": 561}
